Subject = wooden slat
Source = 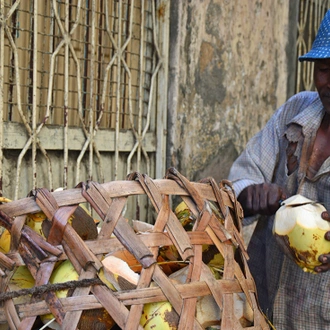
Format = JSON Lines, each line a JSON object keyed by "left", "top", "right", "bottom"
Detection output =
{"left": 4, "top": 299, "right": 21, "bottom": 329}
{"left": 1, "top": 110, "right": 154, "bottom": 151}
{"left": 0, "top": 278, "right": 256, "bottom": 322}
{"left": 0, "top": 180, "right": 235, "bottom": 217}
{"left": 3, "top": 232, "right": 213, "bottom": 267}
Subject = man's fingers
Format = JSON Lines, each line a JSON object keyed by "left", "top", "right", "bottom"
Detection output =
{"left": 315, "top": 255, "right": 330, "bottom": 273}
{"left": 325, "top": 231, "right": 330, "bottom": 241}
{"left": 315, "top": 264, "right": 330, "bottom": 273}
{"left": 322, "top": 211, "right": 330, "bottom": 221}
{"left": 319, "top": 254, "right": 330, "bottom": 263}
{"left": 238, "top": 183, "right": 287, "bottom": 216}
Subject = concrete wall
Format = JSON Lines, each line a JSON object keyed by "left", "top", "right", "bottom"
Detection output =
{"left": 167, "top": 0, "right": 299, "bottom": 183}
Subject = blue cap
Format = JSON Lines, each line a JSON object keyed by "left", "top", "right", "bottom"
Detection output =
{"left": 299, "top": 10, "right": 330, "bottom": 62}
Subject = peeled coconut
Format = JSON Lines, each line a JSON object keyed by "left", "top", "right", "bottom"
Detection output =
{"left": 101, "top": 255, "right": 140, "bottom": 291}
{"left": 273, "top": 194, "right": 330, "bottom": 273}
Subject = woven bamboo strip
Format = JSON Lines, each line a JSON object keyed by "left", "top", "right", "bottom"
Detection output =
{"left": 0, "top": 278, "right": 256, "bottom": 321}
{"left": 4, "top": 299, "right": 20, "bottom": 329}
{"left": 2, "top": 232, "right": 214, "bottom": 267}
{"left": 0, "top": 180, "right": 235, "bottom": 217}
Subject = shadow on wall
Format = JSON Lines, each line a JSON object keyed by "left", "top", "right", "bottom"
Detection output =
{"left": 193, "top": 142, "right": 256, "bottom": 246}
{"left": 194, "top": 141, "right": 238, "bottom": 183}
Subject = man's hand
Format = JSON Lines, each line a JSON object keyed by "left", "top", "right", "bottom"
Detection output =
{"left": 237, "top": 183, "right": 287, "bottom": 217}
{"left": 315, "top": 211, "right": 330, "bottom": 273}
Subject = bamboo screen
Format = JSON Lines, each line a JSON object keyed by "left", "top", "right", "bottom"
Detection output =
{"left": 0, "top": 0, "right": 169, "bottom": 200}
{"left": 296, "top": 0, "right": 330, "bottom": 92}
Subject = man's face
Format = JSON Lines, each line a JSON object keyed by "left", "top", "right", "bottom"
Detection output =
{"left": 314, "top": 59, "right": 330, "bottom": 114}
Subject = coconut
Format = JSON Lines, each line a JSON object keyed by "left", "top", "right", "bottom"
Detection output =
{"left": 40, "top": 259, "right": 80, "bottom": 329}
{"left": 140, "top": 301, "right": 179, "bottom": 329}
{"left": 41, "top": 259, "right": 115, "bottom": 329}
{"left": 8, "top": 266, "right": 35, "bottom": 305}
{"left": 273, "top": 194, "right": 330, "bottom": 273}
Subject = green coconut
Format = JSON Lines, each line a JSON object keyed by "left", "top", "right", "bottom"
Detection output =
{"left": 273, "top": 194, "right": 330, "bottom": 273}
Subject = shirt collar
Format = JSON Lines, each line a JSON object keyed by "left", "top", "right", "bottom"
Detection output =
{"left": 285, "top": 96, "right": 324, "bottom": 140}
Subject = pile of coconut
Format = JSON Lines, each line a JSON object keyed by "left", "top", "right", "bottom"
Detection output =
{"left": 0, "top": 200, "right": 254, "bottom": 330}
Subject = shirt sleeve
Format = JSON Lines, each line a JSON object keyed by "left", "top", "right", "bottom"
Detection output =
{"left": 228, "top": 106, "right": 282, "bottom": 224}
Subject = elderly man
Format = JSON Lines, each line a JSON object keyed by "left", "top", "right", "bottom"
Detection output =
{"left": 228, "top": 10, "right": 330, "bottom": 330}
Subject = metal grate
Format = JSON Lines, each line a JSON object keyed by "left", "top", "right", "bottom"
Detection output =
{"left": 0, "top": 0, "right": 169, "bottom": 202}
{"left": 296, "top": 0, "right": 330, "bottom": 92}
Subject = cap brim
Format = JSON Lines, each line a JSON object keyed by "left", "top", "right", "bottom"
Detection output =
{"left": 299, "top": 56, "right": 317, "bottom": 62}
{"left": 299, "top": 48, "right": 330, "bottom": 62}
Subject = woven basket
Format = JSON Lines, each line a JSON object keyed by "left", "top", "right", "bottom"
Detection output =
{"left": 0, "top": 168, "right": 270, "bottom": 330}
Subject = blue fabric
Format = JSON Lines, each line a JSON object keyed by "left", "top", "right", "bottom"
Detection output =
{"left": 300, "top": 10, "right": 330, "bottom": 61}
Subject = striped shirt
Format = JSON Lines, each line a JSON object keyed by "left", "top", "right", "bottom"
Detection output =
{"left": 228, "top": 91, "right": 330, "bottom": 329}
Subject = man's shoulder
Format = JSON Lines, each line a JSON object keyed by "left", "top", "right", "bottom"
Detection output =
{"left": 278, "top": 91, "right": 321, "bottom": 123}
{"left": 285, "top": 91, "right": 319, "bottom": 107}
{"left": 277, "top": 91, "right": 323, "bottom": 129}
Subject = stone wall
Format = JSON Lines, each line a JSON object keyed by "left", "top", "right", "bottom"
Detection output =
{"left": 167, "top": 0, "right": 298, "bottom": 183}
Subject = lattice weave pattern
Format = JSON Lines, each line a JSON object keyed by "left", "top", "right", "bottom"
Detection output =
{"left": 0, "top": 168, "right": 269, "bottom": 329}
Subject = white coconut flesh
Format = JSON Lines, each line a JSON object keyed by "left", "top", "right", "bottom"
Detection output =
{"left": 273, "top": 194, "right": 330, "bottom": 272}
{"left": 274, "top": 200, "right": 329, "bottom": 235}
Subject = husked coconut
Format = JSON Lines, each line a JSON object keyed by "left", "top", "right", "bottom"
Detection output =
{"left": 101, "top": 255, "right": 140, "bottom": 291}
{"left": 273, "top": 194, "right": 330, "bottom": 273}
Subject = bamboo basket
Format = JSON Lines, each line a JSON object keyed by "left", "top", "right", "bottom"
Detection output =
{"left": 0, "top": 168, "right": 270, "bottom": 330}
